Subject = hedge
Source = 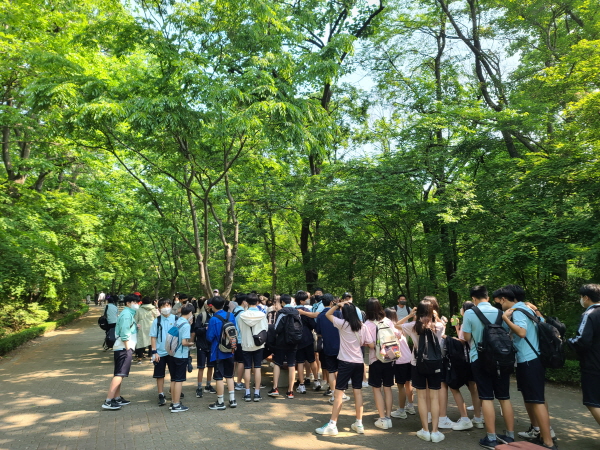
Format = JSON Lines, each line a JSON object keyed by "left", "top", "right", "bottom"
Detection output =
{"left": 545, "top": 359, "right": 581, "bottom": 387}
{"left": 0, "top": 304, "right": 89, "bottom": 356}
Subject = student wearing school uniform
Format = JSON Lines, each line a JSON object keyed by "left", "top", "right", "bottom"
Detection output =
{"left": 569, "top": 283, "right": 600, "bottom": 427}
{"left": 167, "top": 304, "right": 194, "bottom": 413}
{"left": 462, "top": 286, "right": 515, "bottom": 449}
{"left": 194, "top": 298, "right": 216, "bottom": 397}
{"left": 496, "top": 287, "right": 556, "bottom": 450}
{"left": 294, "top": 291, "right": 320, "bottom": 393}
{"left": 149, "top": 298, "right": 178, "bottom": 407}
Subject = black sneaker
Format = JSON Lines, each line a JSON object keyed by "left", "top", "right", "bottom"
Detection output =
{"left": 208, "top": 401, "right": 226, "bottom": 410}
{"left": 158, "top": 393, "right": 166, "bottom": 406}
{"left": 180, "top": 392, "right": 185, "bottom": 399}
{"left": 229, "top": 399, "right": 237, "bottom": 408}
{"left": 102, "top": 399, "right": 121, "bottom": 410}
{"left": 323, "top": 389, "right": 332, "bottom": 396}
{"left": 253, "top": 393, "right": 262, "bottom": 402}
{"left": 286, "top": 391, "right": 294, "bottom": 399}
{"left": 187, "top": 358, "right": 193, "bottom": 373}
{"left": 170, "top": 403, "right": 189, "bottom": 413}
{"left": 243, "top": 393, "right": 252, "bottom": 402}
{"left": 267, "top": 388, "right": 280, "bottom": 397}
{"left": 206, "top": 385, "right": 217, "bottom": 394}
{"left": 114, "top": 396, "right": 131, "bottom": 406}
{"left": 305, "top": 378, "right": 311, "bottom": 386}
{"left": 196, "top": 387, "right": 203, "bottom": 398}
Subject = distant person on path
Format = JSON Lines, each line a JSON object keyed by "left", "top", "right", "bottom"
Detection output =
{"left": 101, "top": 294, "right": 138, "bottom": 410}
{"left": 569, "top": 284, "right": 600, "bottom": 427}
{"left": 106, "top": 297, "right": 118, "bottom": 328}
{"left": 395, "top": 295, "right": 411, "bottom": 320}
{"left": 98, "top": 291, "right": 106, "bottom": 306}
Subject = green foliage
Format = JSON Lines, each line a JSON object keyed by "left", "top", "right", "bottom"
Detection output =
{"left": 545, "top": 360, "right": 582, "bottom": 387}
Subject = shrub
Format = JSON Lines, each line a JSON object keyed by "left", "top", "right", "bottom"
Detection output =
{"left": 545, "top": 359, "right": 581, "bottom": 387}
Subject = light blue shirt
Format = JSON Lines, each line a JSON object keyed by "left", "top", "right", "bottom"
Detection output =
{"left": 106, "top": 303, "right": 118, "bottom": 325}
{"left": 462, "top": 301, "right": 506, "bottom": 363}
{"left": 511, "top": 302, "right": 541, "bottom": 363}
{"left": 149, "top": 314, "right": 177, "bottom": 357}
{"left": 172, "top": 317, "right": 191, "bottom": 359}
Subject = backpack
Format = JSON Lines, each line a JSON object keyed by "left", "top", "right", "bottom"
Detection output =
{"left": 415, "top": 328, "right": 443, "bottom": 375}
{"left": 98, "top": 305, "right": 109, "bottom": 331}
{"left": 215, "top": 313, "right": 238, "bottom": 353}
{"left": 472, "top": 306, "right": 516, "bottom": 377}
{"left": 375, "top": 320, "right": 402, "bottom": 363}
{"left": 513, "top": 308, "right": 565, "bottom": 369}
{"left": 165, "top": 318, "right": 186, "bottom": 357}
{"left": 276, "top": 312, "right": 303, "bottom": 346}
{"left": 445, "top": 337, "right": 469, "bottom": 389}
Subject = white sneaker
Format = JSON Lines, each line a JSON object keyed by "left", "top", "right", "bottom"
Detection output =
{"left": 431, "top": 431, "right": 445, "bottom": 443}
{"left": 342, "top": 393, "right": 350, "bottom": 402}
{"left": 467, "top": 405, "right": 474, "bottom": 411}
{"left": 438, "top": 416, "right": 456, "bottom": 429}
{"left": 296, "top": 384, "right": 306, "bottom": 394}
{"left": 351, "top": 422, "right": 365, "bottom": 434}
{"left": 391, "top": 408, "right": 408, "bottom": 419}
{"left": 416, "top": 429, "right": 431, "bottom": 441}
{"left": 385, "top": 417, "right": 393, "bottom": 428}
{"left": 362, "top": 381, "right": 369, "bottom": 388}
{"left": 374, "top": 418, "right": 389, "bottom": 430}
{"left": 316, "top": 423, "right": 338, "bottom": 436}
{"left": 472, "top": 416, "right": 485, "bottom": 429}
{"left": 406, "top": 404, "right": 416, "bottom": 415}
{"left": 550, "top": 427, "right": 556, "bottom": 439}
{"left": 313, "top": 380, "right": 321, "bottom": 391}
{"left": 328, "top": 396, "right": 335, "bottom": 404}
{"left": 452, "top": 417, "right": 474, "bottom": 431}
{"left": 518, "top": 426, "right": 540, "bottom": 440}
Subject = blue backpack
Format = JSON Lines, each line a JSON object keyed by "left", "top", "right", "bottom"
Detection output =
{"left": 166, "top": 318, "right": 186, "bottom": 356}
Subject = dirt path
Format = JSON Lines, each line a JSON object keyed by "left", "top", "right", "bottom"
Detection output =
{"left": 0, "top": 306, "right": 597, "bottom": 450}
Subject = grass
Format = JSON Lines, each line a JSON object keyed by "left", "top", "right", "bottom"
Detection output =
{"left": 0, "top": 304, "right": 89, "bottom": 356}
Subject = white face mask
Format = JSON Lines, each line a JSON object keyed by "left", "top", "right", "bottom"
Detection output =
{"left": 161, "top": 307, "right": 172, "bottom": 316}
{"left": 130, "top": 303, "right": 140, "bottom": 310}
{"left": 580, "top": 298, "right": 586, "bottom": 308}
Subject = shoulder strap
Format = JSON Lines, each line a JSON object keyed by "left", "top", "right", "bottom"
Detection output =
{"left": 472, "top": 306, "right": 491, "bottom": 325}
{"left": 215, "top": 314, "right": 227, "bottom": 324}
{"left": 103, "top": 305, "right": 108, "bottom": 316}
{"left": 512, "top": 308, "right": 541, "bottom": 357}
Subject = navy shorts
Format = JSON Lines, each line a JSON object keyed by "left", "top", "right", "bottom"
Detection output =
{"left": 336, "top": 361, "right": 364, "bottom": 390}
{"left": 411, "top": 365, "right": 441, "bottom": 390}
{"left": 582, "top": 370, "right": 600, "bottom": 408}
{"left": 321, "top": 353, "right": 339, "bottom": 373}
{"left": 242, "top": 349, "right": 264, "bottom": 369}
{"left": 153, "top": 355, "right": 187, "bottom": 382}
{"left": 213, "top": 358, "right": 234, "bottom": 381}
{"left": 234, "top": 345, "right": 244, "bottom": 363}
{"left": 296, "top": 344, "right": 316, "bottom": 364}
{"left": 369, "top": 360, "right": 395, "bottom": 388}
{"left": 516, "top": 358, "right": 545, "bottom": 404}
{"left": 394, "top": 362, "right": 412, "bottom": 384}
{"left": 471, "top": 359, "right": 510, "bottom": 401}
{"left": 196, "top": 349, "right": 216, "bottom": 369}
{"left": 273, "top": 348, "right": 296, "bottom": 367}
{"left": 114, "top": 349, "right": 133, "bottom": 377}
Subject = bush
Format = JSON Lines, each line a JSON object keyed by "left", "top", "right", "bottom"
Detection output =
{"left": 0, "top": 303, "right": 88, "bottom": 356}
{"left": 545, "top": 359, "right": 581, "bottom": 386}
{"left": 0, "top": 302, "right": 50, "bottom": 333}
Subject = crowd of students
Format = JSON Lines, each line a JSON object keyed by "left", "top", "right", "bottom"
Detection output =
{"left": 101, "top": 284, "right": 600, "bottom": 449}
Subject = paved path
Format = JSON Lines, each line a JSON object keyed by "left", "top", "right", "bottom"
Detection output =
{"left": 0, "top": 306, "right": 598, "bottom": 450}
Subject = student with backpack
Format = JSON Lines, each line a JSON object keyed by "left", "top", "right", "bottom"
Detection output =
{"left": 384, "top": 308, "right": 416, "bottom": 419}
{"left": 396, "top": 298, "right": 446, "bottom": 443}
{"left": 237, "top": 293, "right": 268, "bottom": 402}
{"left": 166, "top": 304, "right": 193, "bottom": 412}
{"left": 149, "top": 298, "right": 179, "bottom": 407}
{"left": 206, "top": 295, "right": 239, "bottom": 410}
{"left": 268, "top": 294, "right": 301, "bottom": 399}
{"left": 364, "top": 298, "right": 400, "bottom": 430}
{"left": 568, "top": 283, "right": 600, "bottom": 427}
{"left": 193, "top": 298, "right": 216, "bottom": 397}
{"left": 495, "top": 287, "right": 556, "bottom": 450}
{"left": 462, "top": 286, "right": 516, "bottom": 449}
{"left": 101, "top": 294, "right": 138, "bottom": 410}
{"left": 315, "top": 300, "right": 373, "bottom": 436}
{"left": 294, "top": 291, "right": 320, "bottom": 393}
{"left": 315, "top": 294, "right": 342, "bottom": 400}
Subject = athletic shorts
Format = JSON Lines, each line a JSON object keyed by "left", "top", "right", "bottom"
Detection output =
{"left": 234, "top": 345, "right": 244, "bottom": 363}
{"left": 411, "top": 364, "right": 441, "bottom": 390}
{"left": 196, "top": 349, "right": 215, "bottom": 370}
{"left": 114, "top": 349, "right": 133, "bottom": 377}
{"left": 167, "top": 357, "right": 188, "bottom": 382}
{"left": 471, "top": 359, "right": 510, "bottom": 401}
{"left": 295, "top": 344, "right": 316, "bottom": 364}
{"left": 335, "top": 361, "right": 364, "bottom": 391}
{"left": 516, "top": 358, "right": 545, "bottom": 404}
{"left": 321, "top": 353, "right": 339, "bottom": 374}
{"left": 272, "top": 348, "right": 296, "bottom": 367}
{"left": 242, "top": 349, "right": 264, "bottom": 370}
{"left": 394, "top": 362, "right": 412, "bottom": 385}
{"left": 582, "top": 370, "right": 600, "bottom": 408}
{"left": 368, "top": 360, "right": 395, "bottom": 388}
{"left": 213, "top": 358, "right": 234, "bottom": 381}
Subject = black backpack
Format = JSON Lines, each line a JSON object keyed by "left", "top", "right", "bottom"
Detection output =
{"left": 277, "top": 312, "right": 303, "bottom": 346}
{"left": 415, "top": 328, "right": 443, "bottom": 376}
{"left": 472, "top": 306, "right": 516, "bottom": 377}
{"left": 445, "top": 337, "right": 469, "bottom": 389}
{"left": 98, "top": 305, "right": 109, "bottom": 331}
{"left": 513, "top": 308, "right": 565, "bottom": 369}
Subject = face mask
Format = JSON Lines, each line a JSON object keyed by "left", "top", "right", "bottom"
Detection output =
{"left": 130, "top": 303, "right": 140, "bottom": 310}
{"left": 399, "top": 301, "right": 407, "bottom": 306}
{"left": 580, "top": 298, "right": 586, "bottom": 308}
{"left": 161, "top": 307, "right": 172, "bottom": 316}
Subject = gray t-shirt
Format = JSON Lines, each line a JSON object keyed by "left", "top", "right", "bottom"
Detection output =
{"left": 395, "top": 304, "right": 410, "bottom": 320}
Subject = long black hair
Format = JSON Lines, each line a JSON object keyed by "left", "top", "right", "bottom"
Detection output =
{"left": 365, "top": 297, "right": 385, "bottom": 321}
{"left": 341, "top": 304, "right": 362, "bottom": 332}
{"left": 414, "top": 299, "right": 435, "bottom": 336}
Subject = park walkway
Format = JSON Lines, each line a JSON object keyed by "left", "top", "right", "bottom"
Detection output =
{"left": 0, "top": 306, "right": 598, "bottom": 450}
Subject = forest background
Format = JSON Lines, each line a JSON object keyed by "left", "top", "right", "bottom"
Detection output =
{"left": 1, "top": 0, "right": 599, "bottom": 344}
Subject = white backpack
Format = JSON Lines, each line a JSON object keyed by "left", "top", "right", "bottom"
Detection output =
{"left": 375, "top": 320, "right": 401, "bottom": 363}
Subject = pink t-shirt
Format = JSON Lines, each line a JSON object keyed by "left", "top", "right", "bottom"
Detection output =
{"left": 332, "top": 316, "right": 371, "bottom": 364}
{"left": 401, "top": 321, "right": 445, "bottom": 366}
